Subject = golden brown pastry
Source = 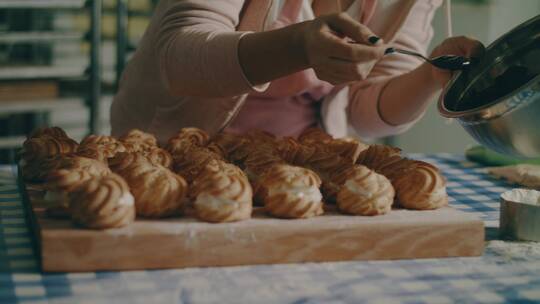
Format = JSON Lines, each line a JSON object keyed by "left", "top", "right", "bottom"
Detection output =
{"left": 275, "top": 138, "right": 317, "bottom": 167}
{"left": 326, "top": 138, "right": 367, "bottom": 164}
{"left": 172, "top": 146, "right": 223, "bottom": 183}
{"left": 243, "top": 148, "right": 285, "bottom": 181}
{"left": 355, "top": 145, "right": 448, "bottom": 210}
{"left": 196, "top": 159, "right": 247, "bottom": 182}
{"left": 376, "top": 157, "right": 419, "bottom": 182}
{"left": 68, "top": 173, "right": 135, "bottom": 229}
{"left": 28, "top": 126, "right": 69, "bottom": 140}
{"left": 22, "top": 154, "right": 108, "bottom": 184}
{"left": 275, "top": 139, "right": 351, "bottom": 203}
{"left": 303, "top": 145, "right": 351, "bottom": 181}
{"left": 122, "top": 162, "right": 188, "bottom": 217}
{"left": 76, "top": 144, "right": 110, "bottom": 163}
{"left": 108, "top": 152, "right": 152, "bottom": 176}
{"left": 245, "top": 130, "right": 276, "bottom": 146}
{"left": 257, "top": 164, "right": 323, "bottom": 219}
{"left": 208, "top": 132, "right": 251, "bottom": 164}
{"left": 392, "top": 161, "right": 448, "bottom": 210}
{"left": 21, "top": 135, "right": 78, "bottom": 163}
{"left": 145, "top": 147, "right": 173, "bottom": 168}
{"left": 79, "top": 135, "right": 126, "bottom": 158}
{"left": 355, "top": 144, "right": 402, "bottom": 170}
{"left": 298, "top": 127, "right": 333, "bottom": 143}
{"left": 192, "top": 165, "right": 252, "bottom": 223}
{"left": 56, "top": 156, "right": 111, "bottom": 176}
{"left": 174, "top": 128, "right": 209, "bottom": 146}
{"left": 21, "top": 155, "right": 64, "bottom": 183}
{"left": 120, "top": 129, "right": 157, "bottom": 152}
{"left": 166, "top": 128, "right": 210, "bottom": 156}
{"left": 336, "top": 165, "right": 394, "bottom": 216}
{"left": 44, "top": 168, "right": 107, "bottom": 208}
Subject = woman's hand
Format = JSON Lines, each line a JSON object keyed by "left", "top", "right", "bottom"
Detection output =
{"left": 299, "top": 13, "right": 387, "bottom": 85}
{"left": 429, "top": 36, "right": 485, "bottom": 87}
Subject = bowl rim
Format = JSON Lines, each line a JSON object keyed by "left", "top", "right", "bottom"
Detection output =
{"left": 438, "top": 14, "right": 540, "bottom": 119}
{"left": 438, "top": 72, "right": 540, "bottom": 118}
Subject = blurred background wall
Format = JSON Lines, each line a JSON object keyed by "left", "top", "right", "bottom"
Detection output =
{"left": 0, "top": 0, "right": 538, "bottom": 163}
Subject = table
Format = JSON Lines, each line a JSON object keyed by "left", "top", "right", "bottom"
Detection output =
{"left": 1, "top": 154, "right": 539, "bottom": 304}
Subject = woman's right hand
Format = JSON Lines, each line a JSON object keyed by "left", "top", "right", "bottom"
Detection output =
{"left": 298, "top": 13, "right": 387, "bottom": 85}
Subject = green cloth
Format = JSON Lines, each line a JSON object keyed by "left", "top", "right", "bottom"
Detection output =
{"left": 465, "top": 146, "right": 540, "bottom": 166}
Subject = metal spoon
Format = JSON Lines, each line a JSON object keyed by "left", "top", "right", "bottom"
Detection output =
{"left": 385, "top": 47, "right": 471, "bottom": 71}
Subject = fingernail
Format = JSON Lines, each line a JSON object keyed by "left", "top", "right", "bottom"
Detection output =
{"left": 368, "top": 36, "right": 380, "bottom": 44}
{"left": 385, "top": 47, "right": 395, "bottom": 55}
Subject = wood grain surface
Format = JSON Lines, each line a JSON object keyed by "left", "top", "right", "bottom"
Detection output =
{"left": 21, "top": 189, "right": 485, "bottom": 272}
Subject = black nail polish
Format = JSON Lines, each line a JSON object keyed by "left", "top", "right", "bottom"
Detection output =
{"left": 368, "top": 36, "right": 380, "bottom": 44}
{"left": 385, "top": 47, "right": 395, "bottom": 55}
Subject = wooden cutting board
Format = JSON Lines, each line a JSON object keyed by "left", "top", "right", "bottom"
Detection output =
{"left": 20, "top": 180, "right": 485, "bottom": 272}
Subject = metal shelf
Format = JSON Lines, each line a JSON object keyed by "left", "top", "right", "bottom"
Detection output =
{"left": 0, "top": 65, "right": 85, "bottom": 80}
{"left": 0, "top": 0, "right": 85, "bottom": 9}
{"left": 0, "top": 97, "right": 84, "bottom": 115}
{"left": 0, "top": 31, "right": 83, "bottom": 43}
{"left": 0, "top": 135, "right": 25, "bottom": 149}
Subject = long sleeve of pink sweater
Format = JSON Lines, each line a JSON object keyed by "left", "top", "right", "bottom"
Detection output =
{"left": 111, "top": 0, "right": 441, "bottom": 142}
{"left": 346, "top": 0, "right": 440, "bottom": 138}
{"left": 156, "top": 0, "right": 265, "bottom": 98}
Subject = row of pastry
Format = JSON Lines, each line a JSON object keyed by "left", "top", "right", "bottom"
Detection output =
{"left": 20, "top": 126, "right": 448, "bottom": 229}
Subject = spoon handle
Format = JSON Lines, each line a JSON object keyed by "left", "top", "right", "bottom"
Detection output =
{"left": 388, "top": 48, "right": 430, "bottom": 61}
{"left": 386, "top": 47, "right": 471, "bottom": 71}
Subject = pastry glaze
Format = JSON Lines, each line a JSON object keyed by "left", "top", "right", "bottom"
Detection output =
{"left": 172, "top": 146, "right": 223, "bottom": 183}
{"left": 44, "top": 166, "right": 110, "bottom": 207}
{"left": 326, "top": 139, "right": 367, "bottom": 164}
{"left": 298, "top": 127, "right": 333, "bottom": 143}
{"left": 298, "top": 128, "right": 366, "bottom": 163}
{"left": 109, "top": 152, "right": 152, "bottom": 176}
{"left": 24, "top": 155, "right": 111, "bottom": 183}
{"left": 69, "top": 173, "right": 135, "bottom": 229}
{"left": 258, "top": 165, "right": 323, "bottom": 219}
{"left": 356, "top": 145, "right": 448, "bottom": 210}
{"left": 21, "top": 155, "right": 64, "bottom": 182}
{"left": 122, "top": 162, "right": 188, "bottom": 217}
{"left": 76, "top": 144, "right": 110, "bottom": 164}
{"left": 79, "top": 135, "right": 126, "bottom": 158}
{"left": 192, "top": 164, "right": 252, "bottom": 223}
{"left": 393, "top": 161, "right": 448, "bottom": 210}
{"left": 244, "top": 148, "right": 285, "bottom": 178}
{"left": 120, "top": 129, "right": 158, "bottom": 152}
{"left": 166, "top": 127, "right": 210, "bottom": 155}
{"left": 28, "top": 126, "right": 69, "bottom": 140}
{"left": 208, "top": 132, "right": 251, "bottom": 164}
{"left": 172, "top": 127, "right": 210, "bottom": 146}
{"left": 336, "top": 166, "right": 394, "bottom": 216}
{"left": 144, "top": 147, "right": 173, "bottom": 169}
{"left": 356, "top": 144, "right": 402, "bottom": 170}
{"left": 56, "top": 156, "right": 111, "bottom": 177}
{"left": 22, "top": 135, "right": 78, "bottom": 162}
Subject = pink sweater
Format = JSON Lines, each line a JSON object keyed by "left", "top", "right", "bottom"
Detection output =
{"left": 111, "top": 0, "right": 442, "bottom": 144}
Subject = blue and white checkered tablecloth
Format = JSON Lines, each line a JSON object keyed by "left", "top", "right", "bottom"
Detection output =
{"left": 1, "top": 154, "right": 539, "bottom": 304}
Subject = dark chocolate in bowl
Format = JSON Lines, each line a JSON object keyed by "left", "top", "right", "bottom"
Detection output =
{"left": 438, "top": 14, "right": 540, "bottom": 158}
{"left": 453, "top": 66, "right": 538, "bottom": 112}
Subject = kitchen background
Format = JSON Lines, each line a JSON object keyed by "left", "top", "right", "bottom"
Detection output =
{"left": 0, "top": 0, "right": 538, "bottom": 163}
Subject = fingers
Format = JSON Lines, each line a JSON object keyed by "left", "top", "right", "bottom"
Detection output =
{"left": 324, "top": 13, "right": 382, "bottom": 45}
{"left": 438, "top": 36, "right": 485, "bottom": 58}
{"left": 453, "top": 36, "right": 485, "bottom": 58}
{"left": 314, "top": 58, "right": 375, "bottom": 84}
{"left": 320, "top": 31, "right": 386, "bottom": 61}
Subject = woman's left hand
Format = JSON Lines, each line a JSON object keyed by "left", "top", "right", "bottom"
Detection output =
{"left": 429, "top": 36, "right": 485, "bottom": 87}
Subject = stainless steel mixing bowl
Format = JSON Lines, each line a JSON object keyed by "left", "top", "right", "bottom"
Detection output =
{"left": 438, "top": 14, "right": 540, "bottom": 158}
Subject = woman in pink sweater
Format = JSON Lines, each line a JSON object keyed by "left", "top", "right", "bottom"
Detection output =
{"left": 111, "top": 0, "right": 483, "bottom": 144}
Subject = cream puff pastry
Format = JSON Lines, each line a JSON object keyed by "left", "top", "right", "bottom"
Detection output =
{"left": 69, "top": 173, "right": 135, "bottom": 229}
